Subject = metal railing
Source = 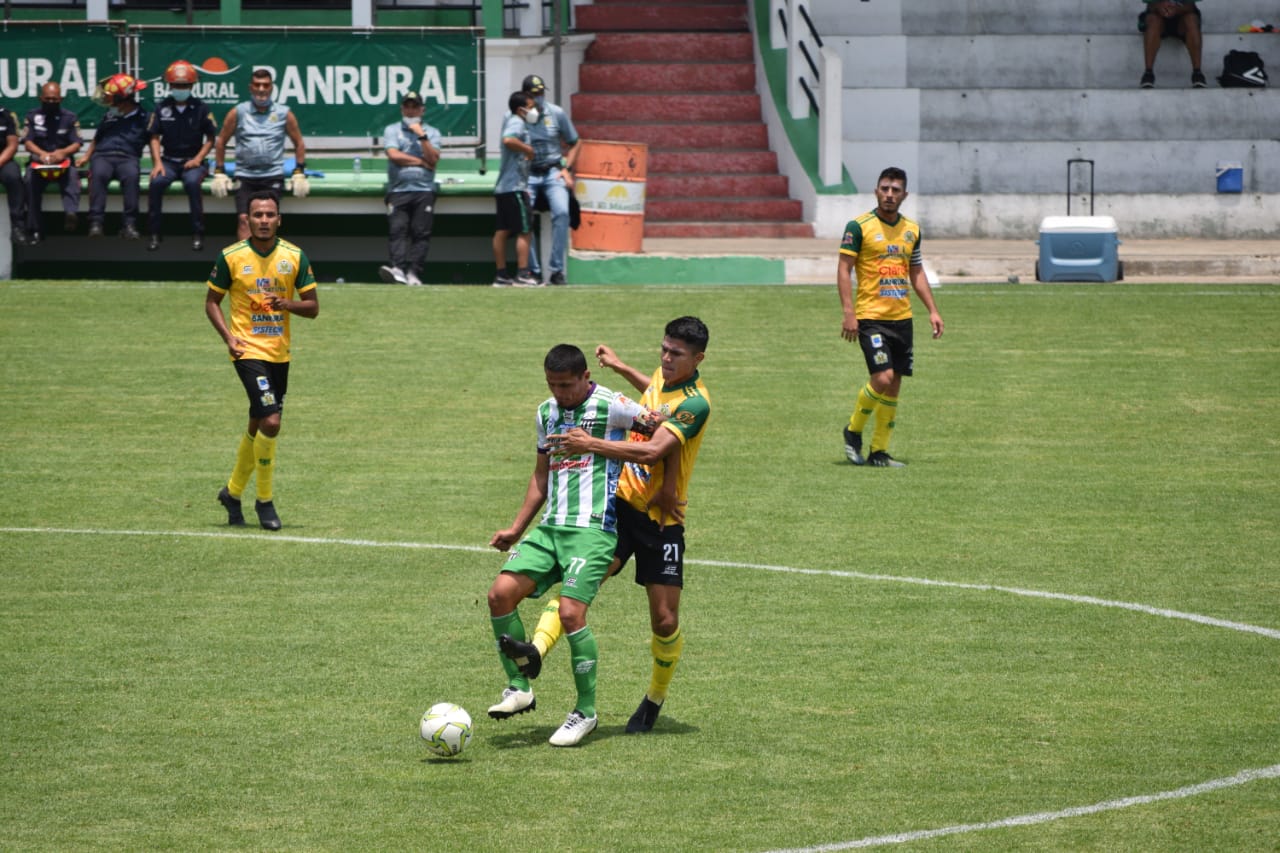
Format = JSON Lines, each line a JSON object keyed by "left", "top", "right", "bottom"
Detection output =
{"left": 770, "top": 0, "right": 842, "bottom": 186}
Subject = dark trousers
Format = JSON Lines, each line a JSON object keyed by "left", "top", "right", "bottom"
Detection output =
{"left": 148, "top": 158, "right": 207, "bottom": 236}
{"left": 26, "top": 164, "right": 80, "bottom": 231}
{"left": 88, "top": 154, "right": 141, "bottom": 226}
{"left": 386, "top": 190, "right": 435, "bottom": 274}
{"left": 1, "top": 159, "right": 25, "bottom": 225}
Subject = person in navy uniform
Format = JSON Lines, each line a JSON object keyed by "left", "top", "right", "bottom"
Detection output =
{"left": 0, "top": 102, "right": 27, "bottom": 245}
{"left": 76, "top": 73, "right": 151, "bottom": 239}
{"left": 147, "top": 60, "right": 219, "bottom": 252}
{"left": 22, "top": 82, "right": 84, "bottom": 244}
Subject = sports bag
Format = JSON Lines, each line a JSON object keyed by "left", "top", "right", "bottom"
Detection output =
{"left": 1218, "top": 50, "right": 1268, "bottom": 87}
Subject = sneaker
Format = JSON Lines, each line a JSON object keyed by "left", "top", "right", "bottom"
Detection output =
{"left": 217, "top": 486, "right": 246, "bottom": 527}
{"left": 843, "top": 426, "right": 865, "bottom": 465}
{"left": 27, "top": 231, "right": 42, "bottom": 245}
{"left": 549, "top": 709, "right": 598, "bottom": 746}
{"left": 11, "top": 226, "right": 29, "bottom": 245}
{"left": 64, "top": 212, "right": 78, "bottom": 232}
{"left": 404, "top": 271, "right": 424, "bottom": 286}
{"left": 378, "top": 264, "right": 407, "bottom": 284}
{"left": 492, "top": 273, "right": 514, "bottom": 287}
{"left": 1191, "top": 69, "right": 1207, "bottom": 88}
{"left": 866, "top": 450, "right": 906, "bottom": 468}
{"left": 146, "top": 234, "right": 161, "bottom": 251}
{"left": 88, "top": 221, "right": 104, "bottom": 237}
{"left": 514, "top": 270, "right": 541, "bottom": 287}
{"left": 119, "top": 224, "right": 141, "bottom": 240}
{"left": 487, "top": 686, "right": 536, "bottom": 720}
{"left": 1140, "top": 69, "right": 1155, "bottom": 89}
{"left": 625, "top": 696, "right": 663, "bottom": 734}
{"left": 192, "top": 236, "right": 203, "bottom": 252}
{"left": 498, "top": 634, "right": 543, "bottom": 679}
{"left": 549, "top": 272, "right": 566, "bottom": 285}
{"left": 255, "top": 499, "right": 282, "bottom": 530}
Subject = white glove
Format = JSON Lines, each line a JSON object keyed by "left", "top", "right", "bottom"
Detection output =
{"left": 291, "top": 172, "right": 310, "bottom": 198}
{"left": 210, "top": 171, "right": 232, "bottom": 198}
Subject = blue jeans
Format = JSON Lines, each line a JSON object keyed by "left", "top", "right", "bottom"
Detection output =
{"left": 527, "top": 169, "right": 570, "bottom": 277}
{"left": 148, "top": 158, "right": 207, "bottom": 236}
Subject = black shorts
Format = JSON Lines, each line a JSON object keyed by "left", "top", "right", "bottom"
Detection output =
{"left": 1138, "top": 6, "right": 1201, "bottom": 39}
{"left": 235, "top": 176, "right": 285, "bottom": 214}
{"left": 494, "top": 190, "right": 532, "bottom": 235}
{"left": 613, "top": 499, "right": 685, "bottom": 589}
{"left": 858, "top": 318, "right": 914, "bottom": 377}
{"left": 233, "top": 358, "right": 289, "bottom": 418}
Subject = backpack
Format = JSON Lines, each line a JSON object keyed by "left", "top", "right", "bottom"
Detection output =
{"left": 1218, "top": 50, "right": 1268, "bottom": 88}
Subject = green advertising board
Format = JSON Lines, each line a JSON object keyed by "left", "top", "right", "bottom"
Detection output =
{"left": 133, "top": 27, "right": 483, "bottom": 141}
{"left": 0, "top": 22, "right": 122, "bottom": 126}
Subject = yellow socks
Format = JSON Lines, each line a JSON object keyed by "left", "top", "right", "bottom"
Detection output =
{"left": 848, "top": 382, "right": 880, "bottom": 434}
{"left": 646, "top": 628, "right": 684, "bottom": 704}
{"left": 869, "top": 394, "right": 898, "bottom": 454}
{"left": 253, "top": 432, "right": 278, "bottom": 502}
{"left": 532, "top": 596, "right": 564, "bottom": 657}
{"left": 227, "top": 432, "right": 256, "bottom": 498}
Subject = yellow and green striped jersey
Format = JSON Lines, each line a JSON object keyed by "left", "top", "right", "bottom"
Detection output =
{"left": 839, "top": 211, "right": 923, "bottom": 321}
{"left": 207, "top": 237, "right": 316, "bottom": 363}
{"left": 618, "top": 367, "right": 711, "bottom": 523}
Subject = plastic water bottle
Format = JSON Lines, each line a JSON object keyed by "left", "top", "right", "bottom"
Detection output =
{"left": 353, "top": 156, "right": 362, "bottom": 183}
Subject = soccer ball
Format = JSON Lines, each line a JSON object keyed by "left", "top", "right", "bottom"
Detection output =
{"left": 420, "top": 702, "right": 473, "bottom": 757}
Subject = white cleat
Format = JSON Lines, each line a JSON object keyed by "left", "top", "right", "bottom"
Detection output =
{"left": 487, "top": 686, "right": 535, "bottom": 719}
{"left": 549, "top": 709, "right": 598, "bottom": 746}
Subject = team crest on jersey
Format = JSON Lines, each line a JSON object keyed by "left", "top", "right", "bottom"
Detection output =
{"left": 905, "top": 231, "right": 916, "bottom": 243}
{"left": 276, "top": 260, "right": 294, "bottom": 275}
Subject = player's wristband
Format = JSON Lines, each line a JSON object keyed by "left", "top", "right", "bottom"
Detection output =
{"left": 418, "top": 134, "right": 429, "bottom": 141}
{"left": 293, "top": 161, "right": 306, "bottom": 172}
{"left": 559, "top": 157, "right": 568, "bottom": 168}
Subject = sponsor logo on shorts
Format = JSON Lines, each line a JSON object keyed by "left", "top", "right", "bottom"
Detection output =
{"left": 869, "top": 333, "right": 883, "bottom": 348}
{"left": 256, "top": 376, "right": 271, "bottom": 390}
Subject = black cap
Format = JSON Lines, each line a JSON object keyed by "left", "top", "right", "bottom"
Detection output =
{"left": 401, "top": 91, "right": 423, "bottom": 106}
{"left": 522, "top": 74, "right": 546, "bottom": 94}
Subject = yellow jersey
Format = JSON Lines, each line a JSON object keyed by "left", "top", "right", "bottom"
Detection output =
{"left": 839, "top": 210, "right": 923, "bottom": 321}
{"left": 617, "top": 367, "right": 711, "bottom": 524}
{"left": 207, "top": 237, "right": 316, "bottom": 362}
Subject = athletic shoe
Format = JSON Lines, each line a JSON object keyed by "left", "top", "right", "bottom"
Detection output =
{"left": 255, "top": 499, "right": 282, "bottom": 530}
{"left": 119, "top": 224, "right": 141, "bottom": 240}
{"left": 492, "top": 273, "right": 514, "bottom": 287}
{"left": 192, "top": 236, "right": 203, "bottom": 252}
{"left": 11, "top": 226, "right": 29, "bottom": 245}
{"left": 625, "top": 696, "right": 663, "bottom": 734}
{"left": 1191, "top": 70, "right": 1207, "bottom": 88}
{"left": 404, "top": 271, "right": 424, "bottom": 286}
{"left": 217, "top": 486, "right": 246, "bottom": 526}
{"left": 843, "top": 426, "right": 865, "bottom": 466}
{"left": 88, "top": 221, "right": 104, "bottom": 237}
{"left": 866, "top": 450, "right": 905, "bottom": 468}
{"left": 514, "top": 270, "right": 541, "bottom": 287}
{"left": 549, "top": 709, "right": 598, "bottom": 746}
{"left": 146, "top": 234, "right": 161, "bottom": 251}
{"left": 1140, "top": 69, "right": 1155, "bottom": 89}
{"left": 378, "top": 264, "right": 407, "bottom": 284}
{"left": 498, "top": 634, "right": 543, "bottom": 679}
{"left": 487, "top": 686, "right": 536, "bottom": 719}
{"left": 64, "top": 212, "right": 78, "bottom": 232}
{"left": 549, "top": 272, "right": 566, "bottom": 285}
{"left": 27, "top": 231, "right": 42, "bottom": 245}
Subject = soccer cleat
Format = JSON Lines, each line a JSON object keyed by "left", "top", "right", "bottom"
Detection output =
{"left": 549, "top": 272, "right": 566, "bottom": 285}
{"left": 146, "top": 234, "right": 161, "bottom": 251}
{"left": 378, "top": 264, "right": 407, "bottom": 284}
{"left": 217, "top": 486, "right": 246, "bottom": 526}
{"left": 866, "top": 450, "right": 906, "bottom": 468}
{"left": 487, "top": 686, "right": 536, "bottom": 719}
{"left": 1191, "top": 70, "right": 1207, "bottom": 88}
{"left": 255, "top": 499, "right": 282, "bottom": 530}
{"left": 404, "top": 271, "right": 424, "bottom": 286}
{"left": 843, "top": 426, "right": 865, "bottom": 466}
{"left": 87, "top": 221, "right": 104, "bottom": 237}
{"left": 549, "top": 709, "right": 598, "bottom": 746}
{"left": 1140, "top": 69, "right": 1155, "bottom": 88}
{"left": 498, "top": 634, "right": 543, "bottom": 679}
{"left": 514, "top": 270, "right": 541, "bottom": 287}
{"left": 492, "top": 273, "right": 514, "bottom": 287}
{"left": 625, "top": 696, "right": 663, "bottom": 734}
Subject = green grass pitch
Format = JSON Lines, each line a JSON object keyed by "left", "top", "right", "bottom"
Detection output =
{"left": 1, "top": 279, "right": 1277, "bottom": 851}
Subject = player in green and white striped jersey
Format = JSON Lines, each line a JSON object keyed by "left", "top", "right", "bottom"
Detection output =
{"left": 486, "top": 343, "right": 657, "bottom": 746}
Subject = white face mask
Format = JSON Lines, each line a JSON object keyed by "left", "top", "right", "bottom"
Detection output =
{"left": 402, "top": 113, "right": 419, "bottom": 125}
{"left": 524, "top": 107, "right": 540, "bottom": 126}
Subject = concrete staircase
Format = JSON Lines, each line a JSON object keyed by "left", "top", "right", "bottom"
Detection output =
{"left": 574, "top": 0, "right": 813, "bottom": 238}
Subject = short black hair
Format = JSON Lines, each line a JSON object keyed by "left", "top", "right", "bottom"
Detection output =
{"left": 509, "top": 91, "right": 532, "bottom": 114}
{"left": 878, "top": 166, "right": 908, "bottom": 188}
{"left": 252, "top": 68, "right": 273, "bottom": 83}
{"left": 247, "top": 190, "right": 280, "bottom": 212}
{"left": 665, "top": 316, "right": 709, "bottom": 353}
{"left": 544, "top": 343, "right": 587, "bottom": 375}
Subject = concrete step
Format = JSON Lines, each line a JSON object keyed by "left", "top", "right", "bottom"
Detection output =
{"left": 592, "top": 0, "right": 744, "bottom": 5}
{"left": 648, "top": 173, "right": 790, "bottom": 197}
{"left": 577, "top": 121, "right": 770, "bottom": 149}
{"left": 646, "top": 197, "right": 804, "bottom": 221}
{"left": 585, "top": 32, "right": 754, "bottom": 62}
{"left": 576, "top": 2, "right": 748, "bottom": 32}
{"left": 644, "top": 221, "right": 815, "bottom": 238}
{"left": 579, "top": 61, "right": 757, "bottom": 93}
{"left": 648, "top": 149, "right": 779, "bottom": 173}
{"left": 572, "top": 92, "right": 760, "bottom": 121}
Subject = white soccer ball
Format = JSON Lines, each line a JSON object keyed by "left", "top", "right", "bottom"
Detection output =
{"left": 420, "top": 702, "right": 473, "bottom": 757}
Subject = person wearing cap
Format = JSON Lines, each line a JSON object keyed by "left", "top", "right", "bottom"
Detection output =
{"left": 378, "top": 91, "right": 442, "bottom": 286}
{"left": 75, "top": 73, "right": 151, "bottom": 239}
{"left": 0, "top": 102, "right": 28, "bottom": 245}
{"left": 147, "top": 60, "right": 219, "bottom": 252}
{"left": 521, "top": 74, "right": 581, "bottom": 285}
{"left": 22, "top": 82, "right": 84, "bottom": 244}
{"left": 213, "top": 68, "right": 309, "bottom": 242}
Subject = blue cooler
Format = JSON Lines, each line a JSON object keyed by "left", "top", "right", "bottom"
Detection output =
{"left": 1036, "top": 216, "right": 1121, "bottom": 282}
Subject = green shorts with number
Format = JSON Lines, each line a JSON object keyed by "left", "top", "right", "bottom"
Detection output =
{"left": 501, "top": 524, "right": 617, "bottom": 605}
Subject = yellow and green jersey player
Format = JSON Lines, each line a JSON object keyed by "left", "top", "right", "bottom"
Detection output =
{"left": 205, "top": 191, "right": 318, "bottom": 530}
{"left": 500, "top": 317, "right": 711, "bottom": 735}
{"left": 837, "top": 166, "right": 943, "bottom": 468}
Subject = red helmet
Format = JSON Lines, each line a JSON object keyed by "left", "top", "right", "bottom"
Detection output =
{"left": 94, "top": 73, "right": 147, "bottom": 106}
{"left": 165, "top": 60, "right": 199, "bottom": 85}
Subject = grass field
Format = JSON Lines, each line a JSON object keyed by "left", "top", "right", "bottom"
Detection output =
{"left": 1, "top": 279, "right": 1278, "bottom": 851}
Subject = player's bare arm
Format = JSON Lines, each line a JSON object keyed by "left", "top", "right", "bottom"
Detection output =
{"left": 837, "top": 254, "right": 859, "bottom": 341}
{"left": 548, "top": 421, "right": 679, "bottom": 467}
{"left": 595, "top": 345, "right": 650, "bottom": 392}
{"left": 213, "top": 108, "right": 237, "bottom": 169}
{"left": 266, "top": 287, "right": 319, "bottom": 319}
{"left": 204, "top": 289, "right": 246, "bottom": 359}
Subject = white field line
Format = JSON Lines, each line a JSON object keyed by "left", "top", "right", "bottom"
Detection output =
{"left": 3, "top": 525, "right": 1278, "bottom": 849}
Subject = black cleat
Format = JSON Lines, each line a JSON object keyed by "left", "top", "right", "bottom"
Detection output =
{"left": 626, "top": 696, "right": 663, "bottom": 733}
{"left": 217, "top": 486, "right": 246, "bottom": 526}
{"left": 255, "top": 499, "right": 282, "bottom": 530}
{"left": 866, "top": 450, "right": 906, "bottom": 468}
{"left": 843, "top": 426, "right": 865, "bottom": 465}
{"left": 498, "top": 634, "right": 543, "bottom": 679}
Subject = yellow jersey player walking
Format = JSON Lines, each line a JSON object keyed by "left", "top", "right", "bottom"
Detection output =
{"left": 500, "top": 317, "right": 711, "bottom": 734}
{"left": 205, "top": 191, "right": 319, "bottom": 529}
{"left": 837, "top": 167, "right": 943, "bottom": 467}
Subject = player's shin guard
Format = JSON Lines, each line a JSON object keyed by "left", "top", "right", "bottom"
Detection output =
{"left": 253, "top": 432, "right": 278, "bottom": 501}
{"left": 533, "top": 596, "right": 564, "bottom": 658}
{"left": 566, "top": 625, "right": 598, "bottom": 718}
{"left": 491, "top": 611, "right": 531, "bottom": 690}
{"left": 849, "top": 383, "right": 880, "bottom": 434}
{"left": 869, "top": 395, "right": 898, "bottom": 454}
{"left": 228, "top": 432, "right": 256, "bottom": 497}
{"left": 646, "top": 628, "right": 684, "bottom": 704}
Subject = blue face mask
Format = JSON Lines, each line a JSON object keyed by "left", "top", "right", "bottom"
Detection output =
{"left": 106, "top": 106, "right": 121, "bottom": 117}
{"left": 172, "top": 88, "right": 192, "bottom": 103}
{"left": 252, "top": 95, "right": 272, "bottom": 109}
{"left": 535, "top": 95, "right": 547, "bottom": 110}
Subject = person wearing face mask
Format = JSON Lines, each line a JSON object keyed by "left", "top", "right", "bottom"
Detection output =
{"left": 75, "top": 73, "right": 151, "bottom": 240}
{"left": 146, "top": 60, "right": 219, "bottom": 252}
{"left": 378, "top": 91, "right": 441, "bottom": 286}
{"left": 213, "top": 68, "right": 308, "bottom": 241}
{"left": 491, "top": 91, "right": 539, "bottom": 287}
{"left": 521, "top": 74, "right": 581, "bottom": 286}
{"left": 21, "top": 82, "right": 84, "bottom": 244}
{"left": 0, "top": 102, "right": 28, "bottom": 245}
